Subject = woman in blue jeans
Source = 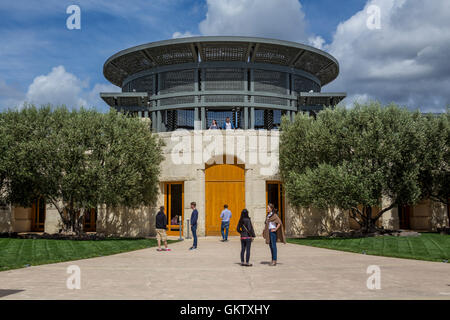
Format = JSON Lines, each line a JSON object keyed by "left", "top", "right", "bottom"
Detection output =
{"left": 262, "top": 203, "right": 286, "bottom": 266}
{"left": 236, "top": 209, "right": 256, "bottom": 266}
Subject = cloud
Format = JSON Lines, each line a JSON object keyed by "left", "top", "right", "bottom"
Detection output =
{"left": 172, "top": 31, "right": 198, "bottom": 39}
{"left": 25, "top": 66, "right": 89, "bottom": 108}
{"left": 325, "top": 0, "right": 450, "bottom": 112}
{"left": 197, "top": 0, "right": 308, "bottom": 42}
{"left": 0, "top": 66, "right": 120, "bottom": 111}
{"left": 308, "top": 35, "right": 326, "bottom": 50}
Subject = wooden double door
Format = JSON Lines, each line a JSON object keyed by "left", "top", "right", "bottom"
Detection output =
{"left": 205, "top": 162, "right": 245, "bottom": 236}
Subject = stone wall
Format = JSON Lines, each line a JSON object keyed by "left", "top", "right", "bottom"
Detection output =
{"left": 12, "top": 207, "right": 32, "bottom": 232}
{"left": 155, "top": 129, "right": 280, "bottom": 237}
{"left": 285, "top": 203, "right": 351, "bottom": 237}
{"left": 97, "top": 205, "right": 155, "bottom": 238}
{"left": 0, "top": 205, "right": 13, "bottom": 233}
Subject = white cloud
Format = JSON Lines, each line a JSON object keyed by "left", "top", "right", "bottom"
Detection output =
{"left": 308, "top": 35, "right": 326, "bottom": 50}
{"left": 195, "top": 0, "right": 308, "bottom": 42}
{"left": 1, "top": 66, "right": 121, "bottom": 111}
{"left": 25, "top": 66, "right": 88, "bottom": 108}
{"left": 325, "top": 0, "right": 450, "bottom": 112}
{"left": 172, "top": 31, "right": 198, "bottom": 39}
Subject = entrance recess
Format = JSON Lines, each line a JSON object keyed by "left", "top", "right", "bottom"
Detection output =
{"left": 83, "top": 208, "right": 97, "bottom": 232}
{"left": 266, "top": 181, "right": 285, "bottom": 225}
{"left": 205, "top": 160, "right": 245, "bottom": 236}
{"left": 398, "top": 205, "right": 411, "bottom": 229}
{"left": 31, "top": 197, "right": 46, "bottom": 232}
{"left": 164, "top": 182, "right": 184, "bottom": 236}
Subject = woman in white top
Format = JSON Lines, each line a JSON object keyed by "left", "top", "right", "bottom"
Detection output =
{"left": 262, "top": 203, "right": 286, "bottom": 266}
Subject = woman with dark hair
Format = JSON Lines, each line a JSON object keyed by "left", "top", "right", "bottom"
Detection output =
{"left": 236, "top": 209, "right": 256, "bottom": 266}
{"left": 262, "top": 203, "right": 286, "bottom": 266}
{"left": 209, "top": 119, "right": 219, "bottom": 129}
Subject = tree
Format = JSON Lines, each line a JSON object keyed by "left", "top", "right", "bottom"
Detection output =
{"left": 280, "top": 102, "right": 429, "bottom": 233}
{"left": 1, "top": 105, "right": 164, "bottom": 234}
{"left": 418, "top": 110, "right": 450, "bottom": 225}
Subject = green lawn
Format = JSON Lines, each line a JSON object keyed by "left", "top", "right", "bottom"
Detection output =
{"left": 288, "top": 233, "right": 450, "bottom": 262}
{"left": 0, "top": 238, "right": 178, "bottom": 271}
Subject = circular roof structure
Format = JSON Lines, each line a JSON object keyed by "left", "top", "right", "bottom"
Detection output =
{"left": 103, "top": 36, "right": 340, "bottom": 88}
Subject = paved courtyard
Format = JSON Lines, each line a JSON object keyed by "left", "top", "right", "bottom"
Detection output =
{"left": 0, "top": 237, "right": 449, "bottom": 299}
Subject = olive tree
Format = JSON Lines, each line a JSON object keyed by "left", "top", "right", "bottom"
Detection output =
{"left": 280, "top": 102, "right": 430, "bottom": 233}
{"left": 418, "top": 111, "right": 450, "bottom": 224}
{"left": 1, "top": 105, "right": 163, "bottom": 234}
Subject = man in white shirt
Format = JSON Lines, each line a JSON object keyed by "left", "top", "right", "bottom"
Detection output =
{"left": 220, "top": 204, "right": 232, "bottom": 241}
{"left": 221, "top": 117, "right": 235, "bottom": 130}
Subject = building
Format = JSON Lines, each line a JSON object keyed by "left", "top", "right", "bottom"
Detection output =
{"left": 1, "top": 37, "right": 447, "bottom": 236}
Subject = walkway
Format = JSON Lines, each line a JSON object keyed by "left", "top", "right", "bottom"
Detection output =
{"left": 0, "top": 237, "right": 449, "bottom": 299}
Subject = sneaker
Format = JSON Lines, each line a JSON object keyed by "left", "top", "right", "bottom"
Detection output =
{"left": 189, "top": 246, "right": 196, "bottom": 250}
{"left": 157, "top": 248, "right": 163, "bottom": 252}
{"left": 240, "top": 262, "right": 245, "bottom": 266}
{"left": 245, "top": 263, "right": 253, "bottom": 267}
{"left": 164, "top": 248, "right": 171, "bottom": 251}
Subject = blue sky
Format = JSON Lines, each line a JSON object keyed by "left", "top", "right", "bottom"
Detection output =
{"left": 1, "top": 0, "right": 449, "bottom": 112}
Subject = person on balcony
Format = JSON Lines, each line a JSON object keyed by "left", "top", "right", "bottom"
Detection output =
{"left": 221, "top": 117, "right": 235, "bottom": 130}
{"left": 209, "top": 119, "right": 219, "bottom": 130}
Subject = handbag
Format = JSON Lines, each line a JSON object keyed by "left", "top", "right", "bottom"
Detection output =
{"left": 241, "top": 222, "right": 254, "bottom": 242}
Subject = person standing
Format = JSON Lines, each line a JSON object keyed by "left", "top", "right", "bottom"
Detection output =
{"left": 220, "top": 204, "right": 232, "bottom": 242}
{"left": 236, "top": 209, "right": 255, "bottom": 266}
{"left": 209, "top": 119, "right": 219, "bottom": 130}
{"left": 262, "top": 203, "right": 286, "bottom": 266}
{"left": 189, "top": 202, "right": 198, "bottom": 250}
{"left": 155, "top": 206, "right": 170, "bottom": 251}
{"left": 221, "top": 117, "right": 235, "bottom": 130}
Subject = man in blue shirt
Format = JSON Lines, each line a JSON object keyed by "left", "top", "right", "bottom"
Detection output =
{"left": 220, "top": 204, "right": 232, "bottom": 242}
{"left": 189, "top": 201, "right": 198, "bottom": 250}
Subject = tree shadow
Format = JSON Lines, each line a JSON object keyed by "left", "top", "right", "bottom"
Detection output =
{"left": 0, "top": 289, "right": 24, "bottom": 298}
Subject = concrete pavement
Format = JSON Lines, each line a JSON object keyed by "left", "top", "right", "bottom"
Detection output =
{"left": 0, "top": 237, "right": 449, "bottom": 299}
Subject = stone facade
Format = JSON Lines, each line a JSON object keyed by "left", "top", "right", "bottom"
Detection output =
{"left": 1, "top": 129, "right": 448, "bottom": 237}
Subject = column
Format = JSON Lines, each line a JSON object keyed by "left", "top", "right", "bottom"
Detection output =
{"left": 244, "top": 107, "right": 249, "bottom": 130}
{"left": 250, "top": 107, "right": 255, "bottom": 129}
{"left": 151, "top": 111, "right": 157, "bottom": 132}
{"left": 194, "top": 107, "right": 200, "bottom": 130}
{"left": 157, "top": 110, "right": 162, "bottom": 132}
{"left": 201, "top": 107, "right": 206, "bottom": 130}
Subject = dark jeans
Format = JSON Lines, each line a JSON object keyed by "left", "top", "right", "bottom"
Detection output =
{"left": 240, "top": 238, "right": 252, "bottom": 263}
{"left": 191, "top": 225, "right": 197, "bottom": 248}
{"left": 269, "top": 231, "right": 277, "bottom": 261}
{"left": 221, "top": 221, "right": 230, "bottom": 240}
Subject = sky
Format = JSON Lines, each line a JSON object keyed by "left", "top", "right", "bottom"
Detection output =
{"left": 0, "top": 0, "right": 449, "bottom": 113}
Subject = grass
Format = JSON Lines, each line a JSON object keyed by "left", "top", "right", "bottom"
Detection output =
{"left": 288, "top": 233, "right": 450, "bottom": 263}
{"left": 0, "top": 238, "right": 178, "bottom": 271}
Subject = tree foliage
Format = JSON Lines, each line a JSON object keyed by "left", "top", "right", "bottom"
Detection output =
{"left": 280, "top": 102, "right": 449, "bottom": 232}
{"left": 0, "top": 105, "right": 164, "bottom": 233}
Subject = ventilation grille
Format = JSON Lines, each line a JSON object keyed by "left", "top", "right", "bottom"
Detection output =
{"left": 160, "top": 69, "right": 195, "bottom": 94}
{"left": 160, "top": 96, "right": 195, "bottom": 106}
{"left": 204, "top": 68, "right": 245, "bottom": 90}
{"left": 204, "top": 95, "right": 245, "bottom": 103}
{"left": 254, "top": 70, "right": 287, "bottom": 95}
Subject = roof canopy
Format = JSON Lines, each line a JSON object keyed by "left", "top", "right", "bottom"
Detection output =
{"left": 103, "top": 36, "right": 340, "bottom": 87}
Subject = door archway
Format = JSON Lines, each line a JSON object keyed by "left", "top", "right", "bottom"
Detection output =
{"left": 205, "top": 158, "right": 245, "bottom": 236}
